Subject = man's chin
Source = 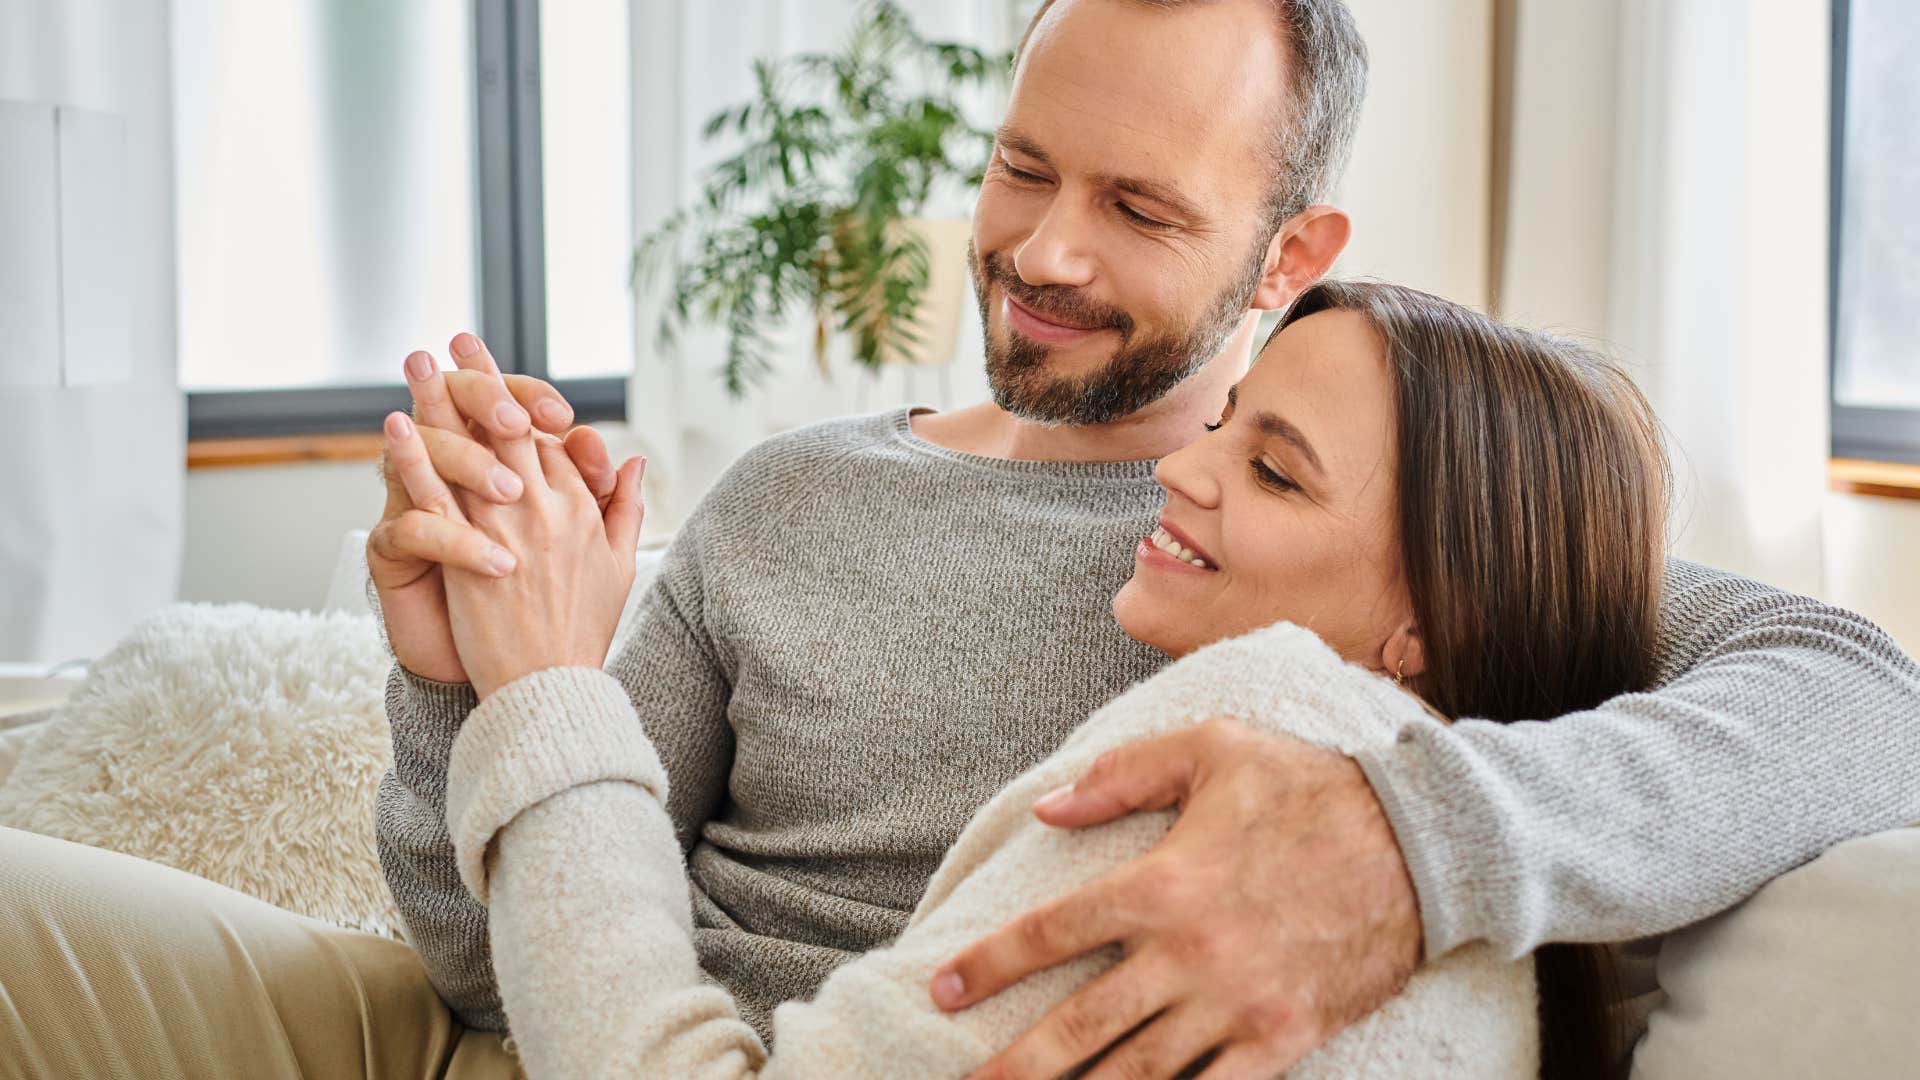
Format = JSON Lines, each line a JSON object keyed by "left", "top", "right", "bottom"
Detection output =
{"left": 993, "top": 327, "right": 1119, "bottom": 378}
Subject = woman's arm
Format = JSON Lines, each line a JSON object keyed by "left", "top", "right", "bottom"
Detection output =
{"left": 372, "top": 456, "right": 738, "bottom": 1034}
{"left": 451, "top": 626, "right": 1533, "bottom": 1079}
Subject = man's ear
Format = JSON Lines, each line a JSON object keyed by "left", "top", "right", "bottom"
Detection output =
{"left": 1380, "top": 621, "right": 1427, "bottom": 684}
{"left": 1249, "top": 205, "right": 1352, "bottom": 311}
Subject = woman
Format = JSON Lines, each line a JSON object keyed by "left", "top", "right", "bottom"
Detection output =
{"left": 427, "top": 280, "right": 1667, "bottom": 1078}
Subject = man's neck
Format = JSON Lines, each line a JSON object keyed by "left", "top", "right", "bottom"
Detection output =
{"left": 914, "top": 322, "right": 1257, "bottom": 464}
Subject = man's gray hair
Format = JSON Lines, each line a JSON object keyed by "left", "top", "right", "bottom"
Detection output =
{"left": 1015, "top": 0, "right": 1369, "bottom": 230}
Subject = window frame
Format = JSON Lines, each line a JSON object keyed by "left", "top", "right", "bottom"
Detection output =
{"left": 1829, "top": 0, "right": 1920, "bottom": 465}
{"left": 184, "top": 0, "right": 626, "bottom": 440}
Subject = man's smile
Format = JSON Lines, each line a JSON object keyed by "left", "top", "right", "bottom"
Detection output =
{"left": 1003, "top": 292, "right": 1112, "bottom": 344}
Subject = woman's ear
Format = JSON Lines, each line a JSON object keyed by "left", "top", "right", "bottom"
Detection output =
{"left": 1380, "top": 622, "right": 1427, "bottom": 684}
{"left": 1250, "top": 205, "right": 1352, "bottom": 311}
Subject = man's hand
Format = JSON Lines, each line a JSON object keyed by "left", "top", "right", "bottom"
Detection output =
{"left": 929, "top": 719, "right": 1423, "bottom": 1080}
{"left": 367, "top": 332, "right": 616, "bottom": 684}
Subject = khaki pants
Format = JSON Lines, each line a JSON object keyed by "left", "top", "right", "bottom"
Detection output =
{"left": 0, "top": 826, "right": 523, "bottom": 1080}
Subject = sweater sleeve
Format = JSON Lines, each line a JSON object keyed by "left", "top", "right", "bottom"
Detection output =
{"left": 370, "top": 512, "right": 737, "bottom": 1034}
{"left": 367, "top": 565, "right": 508, "bottom": 1031}
{"left": 447, "top": 667, "right": 771, "bottom": 1078}
{"left": 1354, "top": 558, "right": 1920, "bottom": 961}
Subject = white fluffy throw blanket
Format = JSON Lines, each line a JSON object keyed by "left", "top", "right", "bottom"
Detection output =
{"left": 0, "top": 603, "right": 402, "bottom": 938}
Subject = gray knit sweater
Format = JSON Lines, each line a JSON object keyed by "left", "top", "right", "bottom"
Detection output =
{"left": 373, "top": 406, "right": 1920, "bottom": 1040}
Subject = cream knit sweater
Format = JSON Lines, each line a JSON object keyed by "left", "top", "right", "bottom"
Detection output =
{"left": 445, "top": 622, "right": 1536, "bottom": 1079}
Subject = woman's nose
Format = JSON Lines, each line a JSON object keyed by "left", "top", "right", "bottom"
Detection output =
{"left": 1155, "top": 438, "right": 1221, "bottom": 509}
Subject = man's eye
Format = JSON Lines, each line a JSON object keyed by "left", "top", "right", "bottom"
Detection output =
{"left": 1118, "top": 203, "right": 1174, "bottom": 230}
{"left": 1000, "top": 160, "right": 1046, "bottom": 183}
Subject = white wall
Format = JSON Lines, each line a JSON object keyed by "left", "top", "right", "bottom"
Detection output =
{"left": 1824, "top": 494, "right": 1920, "bottom": 654}
{"left": 0, "top": 0, "right": 183, "bottom": 664}
{"left": 180, "top": 459, "right": 378, "bottom": 611}
{"left": 179, "top": 421, "right": 657, "bottom": 612}
{"left": 1336, "top": 0, "right": 1493, "bottom": 308}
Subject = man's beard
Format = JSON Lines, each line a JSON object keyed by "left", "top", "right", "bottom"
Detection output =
{"left": 969, "top": 238, "right": 1267, "bottom": 426}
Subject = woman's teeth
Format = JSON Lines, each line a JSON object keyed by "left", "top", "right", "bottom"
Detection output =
{"left": 1150, "top": 527, "right": 1212, "bottom": 569}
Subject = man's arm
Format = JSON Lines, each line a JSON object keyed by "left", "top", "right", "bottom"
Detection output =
{"left": 372, "top": 520, "right": 737, "bottom": 1032}
{"left": 1357, "top": 557, "right": 1920, "bottom": 959}
{"left": 373, "top": 661, "right": 502, "bottom": 1029}
{"left": 935, "top": 558, "right": 1920, "bottom": 1080}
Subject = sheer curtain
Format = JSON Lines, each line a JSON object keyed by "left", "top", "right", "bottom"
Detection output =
{"left": 625, "top": 0, "right": 1012, "bottom": 532}
{"left": 1500, "top": 0, "right": 1831, "bottom": 594}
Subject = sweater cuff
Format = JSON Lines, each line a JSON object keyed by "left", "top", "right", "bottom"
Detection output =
{"left": 383, "top": 662, "right": 481, "bottom": 811}
{"left": 1353, "top": 727, "right": 1481, "bottom": 963}
{"left": 445, "top": 666, "right": 668, "bottom": 906}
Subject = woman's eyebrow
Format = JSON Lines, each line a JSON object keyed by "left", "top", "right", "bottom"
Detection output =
{"left": 1251, "top": 411, "right": 1326, "bottom": 475}
{"left": 1228, "top": 385, "right": 1324, "bottom": 474}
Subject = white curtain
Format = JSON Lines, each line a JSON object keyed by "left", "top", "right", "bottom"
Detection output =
{"left": 625, "top": 0, "right": 1013, "bottom": 533}
{"left": 0, "top": 0, "right": 183, "bottom": 665}
{"left": 1500, "top": 0, "right": 1831, "bottom": 595}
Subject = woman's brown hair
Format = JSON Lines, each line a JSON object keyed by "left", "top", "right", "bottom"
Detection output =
{"left": 1271, "top": 280, "right": 1670, "bottom": 1079}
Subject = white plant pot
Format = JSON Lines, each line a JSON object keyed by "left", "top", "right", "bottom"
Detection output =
{"left": 891, "top": 216, "right": 973, "bottom": 368}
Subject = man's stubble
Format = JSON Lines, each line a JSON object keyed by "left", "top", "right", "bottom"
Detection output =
{"left": 969, "top": 236, "right": 1270, "bottom": 427}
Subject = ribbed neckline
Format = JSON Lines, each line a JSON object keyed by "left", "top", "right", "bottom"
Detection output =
{"left": 885, "top": 406, "right": 1163, "bottom": 486}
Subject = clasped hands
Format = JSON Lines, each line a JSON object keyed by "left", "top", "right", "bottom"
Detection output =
{"left": 367, "top": 331, "right": 645, "bottom": 700}
{"left": 365, "top": 332, "right": 1422, "bottom": 1079}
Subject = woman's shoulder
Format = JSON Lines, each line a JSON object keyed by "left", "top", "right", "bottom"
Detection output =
{"left": 1064, "top": 623, "right": 1435, "bottom": 760}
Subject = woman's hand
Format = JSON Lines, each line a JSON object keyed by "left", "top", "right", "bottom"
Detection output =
{"left": 383, "top": 406, "right": 647, "bottom": 701}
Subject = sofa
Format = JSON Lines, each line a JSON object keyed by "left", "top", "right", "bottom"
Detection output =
{"left": 1, "top": 529, "right": 1914, "bottom": 1077}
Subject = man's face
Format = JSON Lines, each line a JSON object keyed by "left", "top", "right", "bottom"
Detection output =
{"left": 971, "top": 0, "right": 1291, "bottom": 425}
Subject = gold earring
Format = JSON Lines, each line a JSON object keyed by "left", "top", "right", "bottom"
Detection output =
{"left": 1394, "top": 658, "right": 1406, "bottom": 686}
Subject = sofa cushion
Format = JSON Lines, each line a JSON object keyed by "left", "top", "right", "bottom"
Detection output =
{"left": 1630, "top": 826, "right": 1920, "bottom": 1077}
{"left": 0, "top": 603, "right": 403, "bottom": 938}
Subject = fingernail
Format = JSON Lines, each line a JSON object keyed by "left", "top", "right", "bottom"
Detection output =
{"left": 405, "top": 352, "right": 435, "bottom": 381}
{"left": 538, "top": 400, "right": 570, "bottom": 427}
{"left": 488, "top": 546, "right": 517, "bottom": 576}
{"left": 386, "top": 412, "right": 414, "bottom": 439}
{"left": 1034, "top": 785, "right": 1076, "bottom": 814}
{"left": 495, "top": 401, "right": 528, "bottom": 429}
{"left": 453, "top": 333, "right": 480, "bottom": 358}
{"left": 931, "top": 970, "right": 965, "bottom": 1009}
{"left": 491, "top": 466, "right": 523, "bottom": 499}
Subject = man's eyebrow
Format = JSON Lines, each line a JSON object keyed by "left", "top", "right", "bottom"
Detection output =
{"left": 1226, "top": 385, "right": 1325, "bottom": 474}
{"left": 995, "top": 127, "right": 1206, "bottom": 223}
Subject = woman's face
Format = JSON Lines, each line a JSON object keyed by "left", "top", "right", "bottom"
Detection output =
{"left": 1112, "top": 309, "right": 1417, "bottom": 670}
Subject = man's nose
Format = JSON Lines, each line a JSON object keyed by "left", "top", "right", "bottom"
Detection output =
{"left": 1012, "top": 199, "right": 1097, "bottom": 289}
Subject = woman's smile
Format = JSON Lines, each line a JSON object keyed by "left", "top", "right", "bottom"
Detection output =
{"left": 1136, "top": 521, "right": 1217, "bottom": 572}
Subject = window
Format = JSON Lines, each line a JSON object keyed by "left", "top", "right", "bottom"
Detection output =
{"left": 1831, "top": 0, "right": 1920, "bottom": 464}
{"left": 177, "top": 0, "right": 629, "bottom": 438}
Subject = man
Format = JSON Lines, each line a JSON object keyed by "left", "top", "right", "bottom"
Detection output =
{"left": 369, "top": 1, "right": 1920, "bottom": 1077}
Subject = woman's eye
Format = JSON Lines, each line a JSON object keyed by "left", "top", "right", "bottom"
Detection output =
{"left": 1251, "top": 460, "right": 1298, "bottom": 492}
{"left": 1203, "top": 420, "right": 1223, "bottom": 432}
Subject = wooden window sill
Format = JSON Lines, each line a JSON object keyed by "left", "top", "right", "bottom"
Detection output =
{"left": 1829, "top": 458, "right": 1920, "bottom": 501}
{"left": 188, "top": 433, "right": 385, "bottom": 470}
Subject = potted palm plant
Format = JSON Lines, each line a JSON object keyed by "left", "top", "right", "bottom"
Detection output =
{"left": 633, "top": 1, "right": 1010, "bottom": 397}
